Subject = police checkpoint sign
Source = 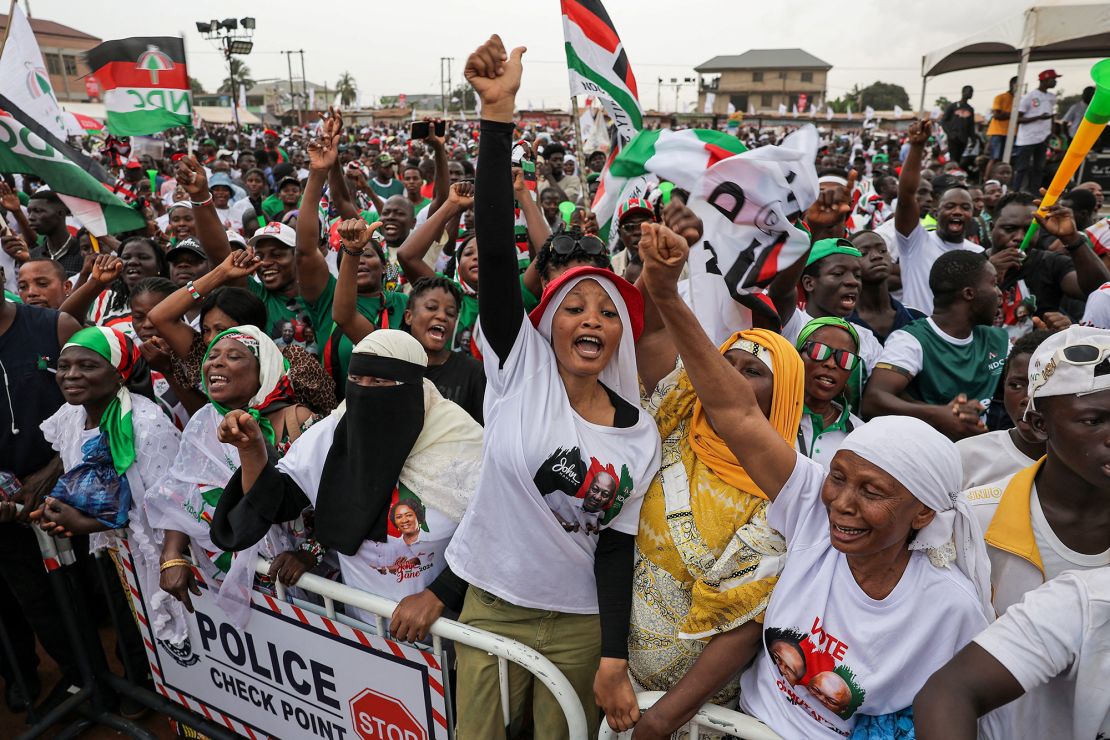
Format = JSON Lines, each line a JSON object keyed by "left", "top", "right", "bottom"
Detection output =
{"left": 118, "top": 544, "right": 447, "bottom": 739}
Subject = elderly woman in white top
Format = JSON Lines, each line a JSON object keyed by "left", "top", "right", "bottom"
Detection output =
{"left": 635, "top": 223, "right": 1009, "bottom": 739}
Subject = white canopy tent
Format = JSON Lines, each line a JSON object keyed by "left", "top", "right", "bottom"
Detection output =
{"left": 920, "top": 2, "right": 1110, "bottom": 160}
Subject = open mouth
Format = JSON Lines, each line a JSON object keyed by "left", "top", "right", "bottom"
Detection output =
{"left": 839, "top": 292, "right": 857, "bottom": 310}
{"left": 260, "top": 268, "right": 280, "bottom": 281}
{"left": 830, "top": 522, "right": 868, "bottom": 543}
{"left": 207, "top": 374, "right": 230, "bottom": 389}
{"left": 945, "top": 218, "right": 966, "bottom": 234}
{"left": 573, "top": 334, "right": 604, "bottom": 359}
{"left": 381, "top": 223, "right": 400, "bottom": 238}
{"left": 124, "top": 266, "right": 143, "bottom": 278}
{"left": 427, "top": 323, "right": 447, "bottom": 341}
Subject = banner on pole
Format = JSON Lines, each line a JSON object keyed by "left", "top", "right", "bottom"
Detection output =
{"left": 119, "top": 543, "right": 448, "bottom": 740}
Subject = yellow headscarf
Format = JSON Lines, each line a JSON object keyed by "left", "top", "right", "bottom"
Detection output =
{"left": 688, "top": 329, "right": 805, "bottom": 499}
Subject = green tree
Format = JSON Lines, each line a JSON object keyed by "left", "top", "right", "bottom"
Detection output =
{"left": 934, "top": 96, "right": 951, "bottom": 110}
{"left": 448, "top": 84, "right": 477, "bottom": 112}
{"left": 336, "top": 72, "right": 357, "bottom": 107}
{"left": 218, "top": 59, "right": 253, "bottom": 94}
{"left": 855, "top": 81, "right": 911, "bottom": 110}
{"left": 189, "top": 76, "right": 207, "bottom": 95}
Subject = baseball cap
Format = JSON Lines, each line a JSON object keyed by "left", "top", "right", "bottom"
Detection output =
{"left": 376, "top": 153, "right": 395, "bottom": 166}
{"left": 616, "top": 197, "right": 655, "bottom": 224}
{"left": 226, "top": 230, "right": 247, "bottom": 248}
{"left": 166, "top": 237, "right": 208, "bottom": 263}
{"left": 1026, "top": 325, "right": 1110, "bottom": 412}
{"left": 276, "top": 175, "right": 301, "bottom": 191}
{"left": 247, "top": 222, "right": 297, "bottom": 249}
{"left": 1038, "top": 69, "right": 1062, "bottom": 81}
{"left": 124, "top": 159, "right": 143, "bottom": 169}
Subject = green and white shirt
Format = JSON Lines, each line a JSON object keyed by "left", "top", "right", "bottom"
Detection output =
{"left": 878, "top": 318, "right": 1008, "bottom": 419}
{"left": 795, "top": 402, "right": 863, "bottom": 469}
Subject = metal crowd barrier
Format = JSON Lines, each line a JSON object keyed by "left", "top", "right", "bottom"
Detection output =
{"left": 597, "top": 691, "right": 783, "bottom": 740}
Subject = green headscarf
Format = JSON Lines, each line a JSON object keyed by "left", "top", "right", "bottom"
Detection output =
{"left": 202, "top": 326, "right": 296, "bottom": 447}
{"left": 795, "top": 316, "right": 863, "bottom": 413}
{"left": 62, "top": 327, "right": 141, "bottom": 475}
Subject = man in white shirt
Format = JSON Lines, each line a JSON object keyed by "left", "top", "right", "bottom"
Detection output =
{"left": 914, "top": 568, "right": 1110, "bottom": 740}
{"left": 1011, "top": 70, "right": 1059, "bottom": 193}
{"left": 892, "top": 119, "right": 982, "bottom": 314}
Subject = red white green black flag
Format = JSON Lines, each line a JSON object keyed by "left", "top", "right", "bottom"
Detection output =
{"left": 85, "top": 36, "right": 193, "bottom": 136}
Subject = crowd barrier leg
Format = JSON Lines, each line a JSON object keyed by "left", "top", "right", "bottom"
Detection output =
{"left": 0, "top": 589, "right": 41, "bottom": 725}
{"left": 13, "top": 520, "right": 238, "bottom": 740}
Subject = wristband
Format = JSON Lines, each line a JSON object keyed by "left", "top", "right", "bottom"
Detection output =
{"left": 340, "top": 244, "right": 365, "bottom": 257}
{"left": 299, "top": 540, "right": 326, "bottom": 567}
{"left": 1064, "top": 234, "right": 1088, "bottom": 253}
{"left": 190, "top": 194, "right": 213, "bottom": 207}
{"left": 160, "top": 558, "right": 191, "bottom": 573}
{"left": 186, "top": 280, "right": 202, "bottom": 301}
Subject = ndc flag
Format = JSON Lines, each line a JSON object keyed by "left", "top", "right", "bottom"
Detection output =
{"left": 0, "top": 95, "right": 145, "bottom": 236}
{"left": 86, "top": 37, "right": 193, "bottom": 136}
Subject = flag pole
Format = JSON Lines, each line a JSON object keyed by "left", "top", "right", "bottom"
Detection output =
{"left": 570, "top": 96, "right": 592, "bottom": 210}
{"left": 0, "top": 0, "right": 20, "bottom": 61}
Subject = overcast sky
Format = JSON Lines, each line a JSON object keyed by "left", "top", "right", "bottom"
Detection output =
{"left": 24, "top": 0, "right": 1106, "bottom": 111}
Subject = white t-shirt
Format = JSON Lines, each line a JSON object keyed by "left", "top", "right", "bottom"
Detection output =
{"left": 1080, "top": 281, "right": 1110, "bottom": 329}
{"left": 1015, "top": 89, "right": 1056, "bottom": 147}
{"left": 955, "top": 429, "right": 1039, "bottom": 490}
{"left": 1031, "top": 487, "right": 1110, "bottom": 580}
{"left": 446, "top": 320, "right": 661, "bottom": 613}
{"left": 275, "top": 413, "right": 458, "bottom": 614}
{"left": 974, "top": 568, "right": 1110, "bottom": 740}
{"left": 895, "top": 224, "right": 982, "bottom": 314}
{"left": 738, "top": 452, "right": 996, "bottom": 739}
{"left": 782, "top": 308, "right": 883, "bottom": 377}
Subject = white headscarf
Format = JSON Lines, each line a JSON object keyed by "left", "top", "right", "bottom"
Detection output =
{"left": 839, "top": 416, "right": 994, "bottom": 621}
{"left": 533, "top": 274, "right": 641, "bottom": 406}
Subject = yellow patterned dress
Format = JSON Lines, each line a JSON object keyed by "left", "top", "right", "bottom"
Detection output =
{"left": 629, "top": 363, "right": 787, "bottom": 706}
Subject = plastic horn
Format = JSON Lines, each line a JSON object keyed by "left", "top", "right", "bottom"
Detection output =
{"left": 1018, "top": 58, "right": 1110, "bottom": 251}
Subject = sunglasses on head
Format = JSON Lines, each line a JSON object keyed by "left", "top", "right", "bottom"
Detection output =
{"left": 1059, "top": 342, "right": 1110, "bottom": 366}
{"left": 551, "top": 233, "right": 606, "bottom": 256}
{"left": 801, "top": 340, "right": 859, "bottom": 371}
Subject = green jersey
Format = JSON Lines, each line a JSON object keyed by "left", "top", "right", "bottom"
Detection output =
{"left": 897, "top": 318, "right": 1008, "bottom": 412}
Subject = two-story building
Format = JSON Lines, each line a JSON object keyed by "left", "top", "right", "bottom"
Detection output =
{"left": 0, "top": 13, "right": 101, "bottom": 102}
{"left": 696, "top": 49, "right": 831, "bottom": 115}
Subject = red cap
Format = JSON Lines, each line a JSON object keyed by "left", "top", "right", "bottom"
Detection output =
{"left": 528, "top": 265, "right": 644, "bottom": 341}
{"left": 170, "top": 152, "right": 186, "bottom": 162}
{"left": 1038, "top": 69, "right": 1061, "bottom": 81}
{"left": 263, "top": 128, "right": 279, "bottom": 137}
{"left": 124, "top": 159, "right": 142, "bottom": 169}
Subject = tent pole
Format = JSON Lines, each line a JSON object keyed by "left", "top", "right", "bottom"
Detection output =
{"left": 919, "top": 56, "right": 928, "bottom": 116}
{"left": 1003, "top": 46, "right": 1030, "bottom": 165}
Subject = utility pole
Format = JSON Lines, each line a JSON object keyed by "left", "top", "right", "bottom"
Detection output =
{"left": 657, "top": 77, "right": 662, "bottom": 112}
{"left": 283, "top": 50, "right": 296, "bottom": 124}
{"left": 440, "top": 57, "right": 453, "bottom": 117}
{"left": 298, "top": 49, "right": 308, "bottom": 115}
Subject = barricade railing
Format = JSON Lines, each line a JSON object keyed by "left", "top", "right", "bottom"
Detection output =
{"left": 254, "top": 556, "right": 590, "bottom": 739}
{"left": 596, "top": 691, "right": 783, "bottom": 740}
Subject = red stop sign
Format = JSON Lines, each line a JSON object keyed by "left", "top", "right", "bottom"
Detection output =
{"left": 349, "top": 688, "right": 428, "bottom": 740}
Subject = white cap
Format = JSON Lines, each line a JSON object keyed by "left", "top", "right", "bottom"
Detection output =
{"left": 226, "top": 230, "right": 247, "bottom": 248}
{"left": 247, "top": 221, "right": 296, "bottom": 249}
{"left": 1027, "top": 325, "right": 1110, "bottom": 412}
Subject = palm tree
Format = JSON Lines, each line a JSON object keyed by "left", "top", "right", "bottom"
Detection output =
{"left": 218, "top": 59, "right": 254, "bottom": 95}
{"left": 336, "top": 72, "right": 357, "bottom": 108}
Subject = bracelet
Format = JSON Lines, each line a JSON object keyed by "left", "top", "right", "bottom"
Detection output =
{"left": 299, "top": 540, "right": 325, "bottom": 567}
{"left": 1064, "top": 234, "right": 1088, "bottom": 253}
{"left": 186, "top": 280, "right": 202, "bottom": 301}
{"left": 340, "top": 244, "right": 365, "bottom": 257}
{"left": 160, "top": 558, "right": 191, "bottom": 573}
{"left": 190, "top": 194, "right": 213, "bottom": 207}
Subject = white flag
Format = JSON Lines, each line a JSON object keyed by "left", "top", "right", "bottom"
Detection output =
{"left": 826, "top": 106, "right": 834, "bottom": 121}
{"left": 846, "top": 104, "right": 853, "bottom": 119}
{"left": 0, "top": 5, "right": 67, "bottom": 139}
{"left": 931, "top": 107, "right": 942, "bottom": 120}
{"left": 703, "top": 92, "right": 716, "bottom": 114}
{"left": 792, "top": 103, "right": 799, "bottom": 118}
{"left": 864, "top": 105, "right": 875, "bottom": 123}
{"left": 778, "top": 103, "right": 787, "bottom": 115}
{"left": 727, "top": 102, "right": 736, "bottom": 115}
{"left": 893, "top": 104, "right": 904, "bottom": 119}
{"left": 579, "top": 106, "right": 596, "bottom": 142}
{"left": 238, "top": 83, "right": 247, "bottom": 110}
{"left": 747, "top": 102, "right": 755, "bottom": 115}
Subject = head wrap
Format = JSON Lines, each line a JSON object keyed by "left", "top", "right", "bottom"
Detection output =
{"left": 690, "top": 329, "right": 805, "bottom": 499}
{"left": 315, "top": 330, "right": 430, "bottom": 554}
{"left": 795, "top": 317, "right": 862, "bottom": 411}
{"left": 62, "top": 327, "right": 142, "bottom": 475}
{"left": 202, "top": 326, "right": 295, "bottom": 446}
{"left": 838, "top": 416, "right": 994, "bottom": 620}
{"left": 806, "top": 238, "right": 862, "bottom": 268}
{"left": 532, "top": 269, "right": 643, "bottom": 406}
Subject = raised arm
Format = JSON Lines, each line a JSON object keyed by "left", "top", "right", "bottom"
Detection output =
{"left": 894, "top": 119, "right": 931, "bottom": 237}
{"left": 0, "top": 183, "right": 36, "bottom": 243}
{"left": 425, "top": 120, "right": 450, "bottom": 216}
{"left": 467, "top": 35, "right": 527, "bottom": 362}
{"left": 58, "top": 254, "right": 122, "bottom": 325}
{"left": 176, "top": 157, "right": 232, "bottom": 266}
{"left": 332, "top": 218, "right": 378, "bottom": 345}
{"left": 148, "top": 248, "right": 263, "bottom": 358}
{"left": 639, "top": 222, "right": 796, "bottom": 499}
{"left": 1035, "top": 204, "right": 1110, "bottom": 297}
{"left": 513, "top": 167, "right": 550, "bottom": 258}
{"left": 297, "top": 118, "right": 341, "bottom": 303}
{"left": 396, "top": 182, "right": 472, "bottom": 283}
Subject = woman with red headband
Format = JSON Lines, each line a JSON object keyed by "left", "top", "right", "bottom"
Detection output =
{"left": 444, "top": 35, "right": 661, "bottom": 739}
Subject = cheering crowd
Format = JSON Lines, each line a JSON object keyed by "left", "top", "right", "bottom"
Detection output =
{"left": 1, "top": 31, "right": 1109, "bottom": 740}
